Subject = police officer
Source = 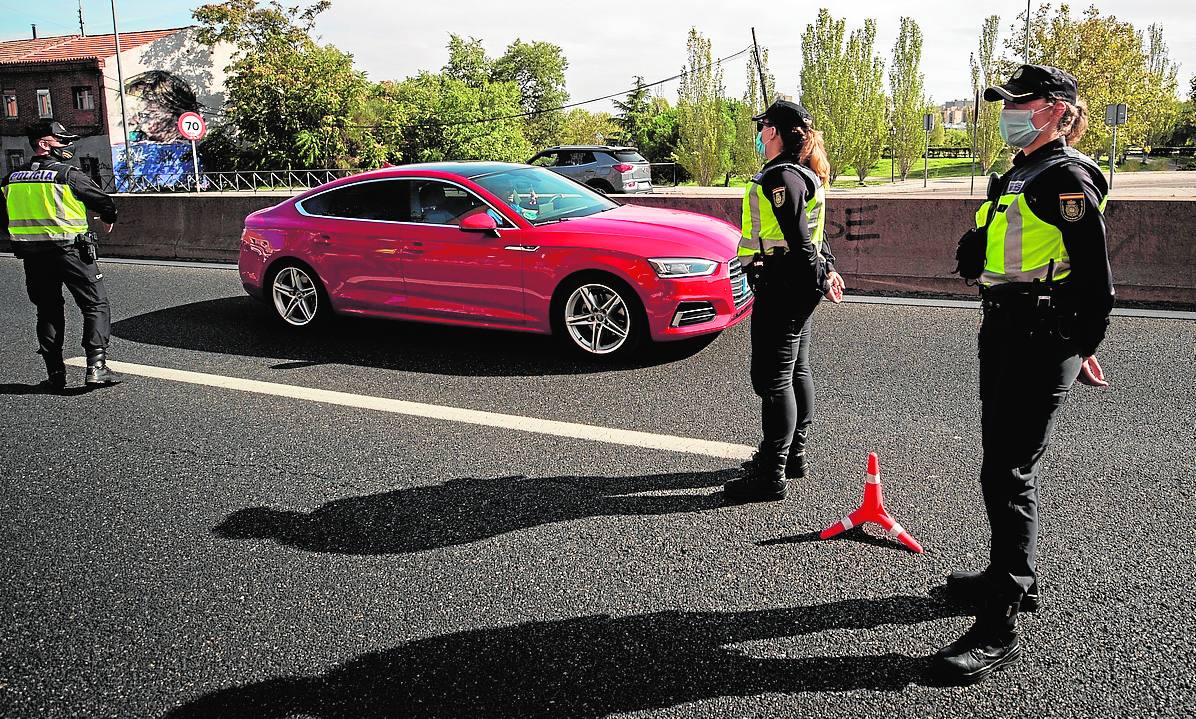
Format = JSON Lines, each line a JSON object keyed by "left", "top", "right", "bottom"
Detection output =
{"left": 934, "top": 65, "right": 1112, "bottom": 683}
{"left": 723, "top": 100, "right": 845, "bottom": 504}
{"left": 1, "top": 120, "right": 120, "bottom": 390}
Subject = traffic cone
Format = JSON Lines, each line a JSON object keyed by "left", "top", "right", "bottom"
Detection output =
{"left": 819, "top": 453, "right": 924, "bottom": 554}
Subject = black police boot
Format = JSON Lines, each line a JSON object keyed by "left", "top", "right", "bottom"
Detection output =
{"left": 787, "top": 427, "right": 810, "bottom": 479}
{"left": 946, "top": 570, "right": 1041, "bottom": 613}
{"left": 84, "top": 349, "right": 122, "bottom": 386}
{"left": 724, "top": 452, "right": 787, "bottom": 504}
{"left": 39, "top": 351, "right": 66, "bottom": 392}
{"left": 931, "top": 599, "right": 1022, "bottom": 684}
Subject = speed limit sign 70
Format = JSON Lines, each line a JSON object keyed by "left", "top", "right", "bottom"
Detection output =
{"left": 177, "top": 112, "right": 206, "bottom": 141}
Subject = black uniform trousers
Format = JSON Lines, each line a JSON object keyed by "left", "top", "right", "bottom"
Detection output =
{"left": 21, "top": 245, "right": 111, "bottom": 357}
{"left": 749, "top": 281, "right": 820, "bottom": 477}
{"left": 978, "top": 304, "right": 1082, "bottom": 599}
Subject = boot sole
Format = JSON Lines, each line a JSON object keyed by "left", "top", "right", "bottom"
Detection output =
{"left": 85, "top": 378, "right": 122, "bottom": 386}
{"left": 938, "top": 638, "right": 1022, "bottom": 685}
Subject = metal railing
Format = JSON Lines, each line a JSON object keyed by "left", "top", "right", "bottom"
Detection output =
{"left": 97, "top": 168, "right": 357, "bottom": 194}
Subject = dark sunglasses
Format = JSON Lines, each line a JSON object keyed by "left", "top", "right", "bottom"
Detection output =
{"left": 755, "top": 120, "right": 773, "bottom": 132}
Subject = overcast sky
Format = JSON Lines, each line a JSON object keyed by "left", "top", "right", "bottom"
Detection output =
{"left": 3, "top": 0, "right": 1194, "bottom": 110}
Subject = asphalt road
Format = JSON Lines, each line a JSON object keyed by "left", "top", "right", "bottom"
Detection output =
{"left": 2, "top": 257, "right": 1194, "bottom": 718}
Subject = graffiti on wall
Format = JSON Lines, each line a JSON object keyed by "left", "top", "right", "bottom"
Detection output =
{"left": 111, "top": 70, "right": 204, "bottom": 191}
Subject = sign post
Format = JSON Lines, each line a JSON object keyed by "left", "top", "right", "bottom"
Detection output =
{"left": 177, "top": 111, "right": 207, "bottom": 192}
{"left": 923, "top": 112, "right": 934, "bottom": 188}
{"left": 1104, "top": 103, "right": 1127, "bottom": 190}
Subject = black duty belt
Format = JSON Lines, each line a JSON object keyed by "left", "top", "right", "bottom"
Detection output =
{"left": 980, "top": 284, "right": 1064, "bottom": 314}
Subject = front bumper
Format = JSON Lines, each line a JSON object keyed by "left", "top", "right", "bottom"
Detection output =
{"left": 646, "top": 257, "right": 754, "bottom": 342}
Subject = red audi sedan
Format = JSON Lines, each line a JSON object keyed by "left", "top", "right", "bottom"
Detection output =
{"left": 238, "top": 162, "right": 752, "bottom": 358}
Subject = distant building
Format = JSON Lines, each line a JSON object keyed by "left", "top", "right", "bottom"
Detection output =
{"left": 939, "top": 99, "right": 971, "bottom": 130}
{"left": 0, "top": 27, "right": 232, "bottom": 189}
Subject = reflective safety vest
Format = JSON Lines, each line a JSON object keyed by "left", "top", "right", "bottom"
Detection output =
{"left": 3, "top": 166, "right": 89, "bottom": 246}
{"left": 977, "top": 147, "right": 1107, "bottom": 286}
{"left": 739, "top": 162, "right": 825, "bottom": 260}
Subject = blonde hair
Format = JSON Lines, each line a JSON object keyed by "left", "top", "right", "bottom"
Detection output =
{"left": 1057, "top": 98, "right": 1089, "bottom": 146}
{"left": 786, "top": 126, "right": 831, "bottom": 185}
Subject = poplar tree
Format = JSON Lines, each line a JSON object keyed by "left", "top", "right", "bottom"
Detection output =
{"left": 674, "top": 28, "right": 732, "bottom": 186}
{"left": 969, "top": 15, "right": 1007, "bottom": 174}
{"left": 889, "top": 17, "right": 927, "bottom": 180}
{"left": 845, "top": 20, "right": 887, "bottom": 183}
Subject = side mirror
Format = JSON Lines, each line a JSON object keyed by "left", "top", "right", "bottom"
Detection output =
{"left": 459, "top": 212, "right": 500, "bottom": 235}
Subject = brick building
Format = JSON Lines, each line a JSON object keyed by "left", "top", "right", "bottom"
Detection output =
{"left": 0, "top": 28, "right": 231, "bottom": 187}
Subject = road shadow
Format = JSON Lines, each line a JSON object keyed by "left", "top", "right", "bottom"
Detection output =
{"left": 215, "top": 470, "right": 735, "bottom": 555}
{"left": 164, "top": 595, "right": 963, "bottom": 718}
{"left": 759, "top": 527, "right": 921, "bottom": 553}
{"left": 111, "top": 297, "right": 719, "bottom": 377}
{"left": 0, "top": 382, "right": 99, "bottom": 397}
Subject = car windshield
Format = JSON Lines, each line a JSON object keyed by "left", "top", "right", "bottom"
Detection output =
{"left": 473, "top": 166, "right": 618, "bottom": 225}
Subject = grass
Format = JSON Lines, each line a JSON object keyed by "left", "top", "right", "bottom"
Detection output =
{"left": 677, "top": 157, "right": 981, "bottom": 189}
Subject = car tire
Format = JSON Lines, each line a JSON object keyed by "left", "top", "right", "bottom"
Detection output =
{"left": 552, "top": 273, "right": 646, "bottom": 360}
{"left": 266, "top": 262, "right": 331, "bottom": 329}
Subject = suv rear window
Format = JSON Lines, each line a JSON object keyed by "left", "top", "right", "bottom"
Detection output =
{"left": 612, "top": 150, "right": 646, "bottom": 163}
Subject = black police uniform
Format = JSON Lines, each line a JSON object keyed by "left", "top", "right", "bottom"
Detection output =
{"left": 935, "top": 64, "right": 1113, "bottom": 683}
{"left": 724, "top": 102, "right": 837, "bottom": 503}
{"left": 1, "top": 130, "right": 119, "bottom": 388}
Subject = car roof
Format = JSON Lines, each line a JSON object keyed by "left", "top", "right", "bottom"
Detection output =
{"left": 537, "top": 145, "right": 639, "bottom": 152}
{"left": 383, "top": 161, "right": 534, "bottom": 178}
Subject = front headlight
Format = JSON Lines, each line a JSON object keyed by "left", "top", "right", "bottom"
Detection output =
{"left": 647, "top": 257, "right": 719, "bottom": 278}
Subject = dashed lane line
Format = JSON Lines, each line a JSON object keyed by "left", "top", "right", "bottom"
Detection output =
{"left": 64, "top": 358, "right": 756, "bottom": 461}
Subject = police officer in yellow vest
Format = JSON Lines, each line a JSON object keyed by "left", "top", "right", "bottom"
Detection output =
{"left": 1, "top": 120, "right": 120, "bottom": 390}
{"left": 723, "top": 100, "right": 845, "bottom": 504}
{"left": 935, "top": 65, "right": 1112, "bottom": 683}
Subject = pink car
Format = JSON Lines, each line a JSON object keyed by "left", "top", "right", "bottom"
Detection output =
{"left": 239, "top": 162, "right": 752, "bottom": 358}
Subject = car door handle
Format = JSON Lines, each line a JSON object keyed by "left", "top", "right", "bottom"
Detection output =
{"left": 403, "top": 241, "right": 425, "bottom": 256}
{"left": 504, "top": 245, "right": 539, "bottom": 252}
{"left": 314, "top": 233, "right": 332, "bottom": 245}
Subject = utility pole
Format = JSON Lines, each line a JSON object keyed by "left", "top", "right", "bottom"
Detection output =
{"left": 110, "top": 0, "right": 132, "bottom": 191}
{"left": 751, "top": 27, "right": 769, "bottom": 110}
{"left": 78, "top": 1, "right": 86, "bottom": 36}
{"left": 1024, "top": 0, "right": 1031, "bottom": 63}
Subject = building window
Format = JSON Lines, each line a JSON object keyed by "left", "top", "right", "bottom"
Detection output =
{"left": 36, "top": 89, "right": 52, "bottom": 118}
{"left": 6, "top": 150, "right": 24, "bottom": 173}
{"left": 73, "top": 87, "right": 95, "bottom": 111}
{"left": 3, "top": 90, "right": 15, "bottom": 119}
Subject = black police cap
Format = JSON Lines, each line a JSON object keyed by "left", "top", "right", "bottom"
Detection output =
{"left": 25, "top": 119, "right": 81, "bottom": 146}
{"left": 751, "top": 99, "right": 814, "bottom": 131}
{"left": 984, "top": 64, "right": 1078, "bottom": 104}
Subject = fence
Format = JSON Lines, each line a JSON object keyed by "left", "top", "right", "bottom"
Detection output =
{"left": 96, "top": 169, "right": 356, "bottom": 194}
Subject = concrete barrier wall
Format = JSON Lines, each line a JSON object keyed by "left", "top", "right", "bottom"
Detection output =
{"left": 3, "top": 191, "right": 1192, "bottom": 304}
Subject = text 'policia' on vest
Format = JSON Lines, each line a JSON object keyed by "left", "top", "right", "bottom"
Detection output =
{"left": 975, "top": 145, "right": 1107, "bottom": 287}
{"left": 738, "top": 162, "right": 826, "bottom": 261}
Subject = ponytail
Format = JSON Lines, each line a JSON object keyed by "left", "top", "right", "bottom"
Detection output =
{"left": 792, "top": 127, "right": 830, "bottom": 185}
{"left": 1057, "top": 98, "right": 1089, "bottom": 146}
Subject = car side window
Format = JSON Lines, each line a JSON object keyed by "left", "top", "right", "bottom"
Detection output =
{"left": 299, "top": 180, "right": 410, "bottom": 222}
{"left": 579, "top": 152, "right": 597, "bottom": 165}
{"left": 408, "top": 180, "right": 494, "bottom": 227}
{"left": 531, "top": 153, "right": 557, "bottom": 167}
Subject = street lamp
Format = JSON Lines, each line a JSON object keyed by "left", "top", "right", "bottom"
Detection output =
{"left": 111, "top": 0, "right": 132, "bottom": 190}
{"left": 889, "top": 127, "right": 895, "bottom": 183}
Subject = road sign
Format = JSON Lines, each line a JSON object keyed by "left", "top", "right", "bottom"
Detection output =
{"left": 1105, "top": 103, "right": 1128, "bottom": 127}
{"left": 177, "top": 112, "right": 206, "bottom": 141}
{"left": 923, "top": 113, "right": 935, "bottom": 132}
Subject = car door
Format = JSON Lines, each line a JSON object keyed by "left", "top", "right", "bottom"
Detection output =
{"left": 295, "top": 179, "right": 407, "bottom": 313}
{"left": 397, "top": 179, "right": 528, "bottom": 326}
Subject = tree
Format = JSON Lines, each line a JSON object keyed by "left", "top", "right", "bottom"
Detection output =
{"left": 1007, "top": 5, "right": 1181, "bottom": 157}
{"left": 443, "top": 35, "right": 492, "bottom": 88}
{"left": 727, "top": 99, "right": 758, "bottom": 181}
{"left": 889, "top": 17, "right": 927, "bottom": 180}
{"left": 744, "top": 45, "right": 775, "bottom": 114}
{"left": 493, "top": 39, "right": 570, "bottom": 149}
{"left": 193, "top": 0, "right": 377, "bottom": 169}
{"left": 559, "top": 109, "right": 619, "bottom": 145}
{"left": 844, "top": 20, "right": 887, "bottom": 183}
{"left": 1142, "top": 23, "right": 1180, "bottom": 149}
{"left": 614, "top": 77, "right": 653, "bottom": 149}
{"left": 674, "top": 28, "right": 731, "bottom": 186}
{"left": 969, "top": 15, "right": 1007, "bottom": 174}
{"left": 799, "top": 10, "right": 853, "bottom": 183}
{"left": 929, "top": 107, "right": 945, "bottom": 146}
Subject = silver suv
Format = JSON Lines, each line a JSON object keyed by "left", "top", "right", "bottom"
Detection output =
{"left": 528, "top": 146, "right": 653, "bottom": 194}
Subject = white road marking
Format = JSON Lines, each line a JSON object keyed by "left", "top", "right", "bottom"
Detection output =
{"left": 63, "top": 358, "right": 756, "bottom": 460}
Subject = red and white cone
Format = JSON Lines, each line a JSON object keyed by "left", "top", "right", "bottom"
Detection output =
{"left": 819, "top": 452, "right": 924, "bottom": 554}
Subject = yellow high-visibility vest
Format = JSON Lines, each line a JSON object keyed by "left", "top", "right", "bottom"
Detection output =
{"left": 3, "top": 167, "right": 89, "bottom": 246}
{"left": 739, "top": 162, "right": 825, "bottom": 260}
{"left": 977, "top": 148, "right": 1107, "bottom": 286}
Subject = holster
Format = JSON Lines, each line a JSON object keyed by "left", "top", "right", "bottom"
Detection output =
{"left": 75, "top": 231, "right": 98, "bottom": 264}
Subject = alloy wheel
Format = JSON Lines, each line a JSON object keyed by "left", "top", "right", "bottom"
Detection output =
{"left": 272, "top": 266, "right": 320, "bottom": 326}
{"left": 564, "top": 283, "right": 632, "bottom": 355}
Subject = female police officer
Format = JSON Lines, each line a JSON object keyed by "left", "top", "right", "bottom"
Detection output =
{"left": 723, "top": 100, "right": 844, "bottom": 504}
{"left": 934, "top": 65, "right": 1112, "bottom": 683}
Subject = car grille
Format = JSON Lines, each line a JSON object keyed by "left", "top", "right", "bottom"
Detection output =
{"left": 672, "top": 301, "right": 717, "bottom": 327}
{"left": 729, "top": 257, "right": 752, "bottom": 308}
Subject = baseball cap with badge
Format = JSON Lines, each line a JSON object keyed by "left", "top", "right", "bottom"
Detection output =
{"left": 26, "top": 119, "right": 81, "bottom": 147}
{"left": 751, "top": 99, "right": 814, "bottom": 132}
{"left": 984, "top": 64, "right": 1078, "bottom": 104}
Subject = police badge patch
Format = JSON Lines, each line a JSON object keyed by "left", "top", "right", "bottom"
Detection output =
{"left": 1059, "top": 192, "right": 1086, "bottom": 222}
{"left": 771, "top": 187, "right": 786, "bottom": 207}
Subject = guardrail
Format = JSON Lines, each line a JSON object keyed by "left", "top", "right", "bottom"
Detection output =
{"left": 97, "top": 169, "right": 357, "bottom": 194}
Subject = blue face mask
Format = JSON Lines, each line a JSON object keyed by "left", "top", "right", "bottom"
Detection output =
{"left": 755, "top": 131, "right": 766, "bottom": 155}
{"left": 999, "top": 105, "right": 1053, "bottom": 148}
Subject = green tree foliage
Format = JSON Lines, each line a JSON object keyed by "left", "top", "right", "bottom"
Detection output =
{"left": 943, "top": 128, "right": 972, "bottom": 147}
{"left": 443, "top": 35, "right": 492, "bottom": 87}
{"left": 727, "top": 99, "right": 758, "bottom": 180}
{"left": 744, "top": 46, "right": 776, "bottom": 114}
{"left": 613, "top": 77, "right": 653, "bottom": 149}
{"left": 845, "top": 20, "right": 887, "bottom": 183}
{"left": 559, "top": 109, "right": 619, "bottom": 145}
{"left": 674, "top": 28, "right": 732, "bottom": 186}
{"left": 929, "top": 108, "right": 945, "bottom": 146}
{"left": 1007, "top": 4, "right": 1181, "bottom": 157}
{"left": 969, "top": 15, "right": 1007, "bottom": 173}
{"left": 889, "top": 17, "right": 927, "bottom": 180}
{"left": 194, "top": 0, "right": 378, "bottom": 169}
{"left": 492, "top": 39, "right": 570, "bottom": 149}
{"left": 799, "top": 10, "right": 852, "bottom": 183}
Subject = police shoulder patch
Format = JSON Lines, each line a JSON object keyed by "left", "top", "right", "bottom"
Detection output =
{"left": 771, "top": 186, "right": 786, "bottom": 207}
{"left": 1059, "top": 192, "right": 1086, "bottom": 222}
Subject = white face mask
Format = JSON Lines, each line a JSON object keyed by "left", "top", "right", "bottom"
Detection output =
{"left": 999, "top": 104, "right": 1054, "bottom": 148}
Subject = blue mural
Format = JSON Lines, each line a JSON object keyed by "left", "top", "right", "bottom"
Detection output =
{"left": 111, "top": 141, "right": 202, "bottom": 192}
{"left": 111, "top": 70, "right": 205, "bottom": 191}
